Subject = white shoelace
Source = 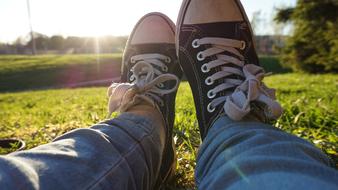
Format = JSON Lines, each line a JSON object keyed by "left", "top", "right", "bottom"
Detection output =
{"left": 193, "top": 37, "right": 283, "bottom": 121}
{"left": 107, "top": 54, "right": 179, "bottom": 117}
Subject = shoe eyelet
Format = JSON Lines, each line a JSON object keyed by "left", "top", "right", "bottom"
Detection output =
{"left": 162, "top": 66, "right": 168, "bottom": 72}
{"left": 165, "top": 57, "right": 171, "bottom": 63}
{"left": 130, "top": 57, "right": 136, "bottom": 63}
{"left": 158, "top": 83, "right": 164, "bottom": 88}
{"left": 129, "top": 75, "right": 135, "bottom": 81}
{"left": 207, "top": 90, "right": 216, "bottom": 99}
{"left": 197, "top": 52, "right": 205, "bottom": 61}
{"left": 207, "top": 103, "right": 216, "bottom": 113}
{"left": 205, "top": 77, "right": 214, "bottom": 85}
{"left": 192, "top": 39, "right": 200, "bottom": 48}
{"left": 201, "top": 64, "right": 210, "bottom": 73}
{"left": 240, "top": 41, "right": 246, "bottom": 50}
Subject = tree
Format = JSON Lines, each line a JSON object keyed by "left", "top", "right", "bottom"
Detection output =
{"left": 26, "top": 32, "right": 49, "bottom": 52}
{"left": 64, "top": 37, "right": 83, "bottom": 49}
{"left": 275, "top": 0, "right": 338, "bottom": 73}
{"left": 49, "top": 35, "right": 65, "bottom": 50}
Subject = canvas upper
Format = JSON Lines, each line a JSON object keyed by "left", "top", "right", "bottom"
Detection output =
{"left": 176, "top": 0, "right": 283, "bottom": 139}
{"left": 110, "top": 12, "right": 182, "bottom": 189}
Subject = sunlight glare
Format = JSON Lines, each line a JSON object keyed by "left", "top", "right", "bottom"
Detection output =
{"left": 33, "top": 0, "right": 180, "bottom": 37}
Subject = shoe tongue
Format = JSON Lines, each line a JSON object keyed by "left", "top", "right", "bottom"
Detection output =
{"left": 194, "top": 21, "right": 241, "bottom": 40}
{"left": 193, "top": 22, "right": 245, "bottom": 63}
{"left": 126, "top": 43, "right": 175, "bottom": 68}
{"left": 129, "top": 43, "right": 174, "bottom": 54}
{"left": 193, "top": 21, "right": 260, "bottom": 66}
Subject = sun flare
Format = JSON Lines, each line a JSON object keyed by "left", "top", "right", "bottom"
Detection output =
{"left": 0, "top": 0, "right": 296, "bottom": 42}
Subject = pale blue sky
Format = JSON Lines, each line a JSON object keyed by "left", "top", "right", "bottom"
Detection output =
{"left": 0, "top": 0, "right": 296, "bottom": 43}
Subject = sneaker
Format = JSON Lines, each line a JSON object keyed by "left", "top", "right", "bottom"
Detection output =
{"left": 107, "top": 12, "right": 182, "bottom": 188}
{"left": 176, "top": 0, "right": 283, "bottom": 139}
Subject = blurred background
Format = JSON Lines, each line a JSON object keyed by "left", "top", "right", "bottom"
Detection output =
{"left": 0, "top": 0, "right": 295, "bottom": 55}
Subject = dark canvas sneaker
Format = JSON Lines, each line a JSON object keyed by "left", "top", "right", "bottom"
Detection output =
{"left": 107, "top": 13, "right": 182, "bottom": 188}
{"left": 176, "top": 0, "right": 283, "bottom": 139}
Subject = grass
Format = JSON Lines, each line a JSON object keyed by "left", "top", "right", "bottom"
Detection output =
{"left": 0, "top": 73, "right": 337, "bottom": 189}
{"left": 0, "top": 55, "right": 284, "bottom": 92}
{"left": 0, "top": 54, "right": 122, "bottom": 73}
{"left": 0, "top": 54, "right": 122, "bottom": 91}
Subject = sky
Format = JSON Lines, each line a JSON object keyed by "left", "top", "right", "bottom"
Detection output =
{"left": 0, "top": 0, "right": 296, "bottom": 43}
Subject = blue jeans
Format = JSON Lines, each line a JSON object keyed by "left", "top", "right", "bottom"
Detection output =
{"left": 0, "top": 106, "right": 337, "bottom": 189}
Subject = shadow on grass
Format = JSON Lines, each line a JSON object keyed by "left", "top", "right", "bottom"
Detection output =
{"left": 0, "top": 62, "right": 122, "bottom": 92}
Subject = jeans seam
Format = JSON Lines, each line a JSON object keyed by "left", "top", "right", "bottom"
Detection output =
{"left": 116, "top": 116, "right": 161, "bottom": 187}
{"left": 86, "top": 120, "right": 156, "bottom": 189}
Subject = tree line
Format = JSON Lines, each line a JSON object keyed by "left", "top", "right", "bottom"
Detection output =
{"left": 0, "top": 33, "right": 128, "bottom": 54}
{"left": 1, "top": 0, "right": 337, "bottom": 73}
{"left": 275, "top": 0, "right": 337, "bottom": 73}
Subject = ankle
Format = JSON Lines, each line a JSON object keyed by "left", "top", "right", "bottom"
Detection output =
{"left": 126, "top": 103, "right": 165, "bottom": 127}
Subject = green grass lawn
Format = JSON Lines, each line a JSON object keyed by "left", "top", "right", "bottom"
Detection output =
{"left": 0, "top": 73, "right": 337, "bottom": 188}
{"left": 0, "top": 54, "right": 122, "bottom": 73}
{"left": 0, "top": 54, "right": 285, "bottom": 92}
{"left": 0, "top": 54, "right": 122, "bottom": 91}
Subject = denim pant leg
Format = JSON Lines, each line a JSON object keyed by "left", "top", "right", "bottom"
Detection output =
{"left": 196, "top": 115, "right": 338, "bottom": 190}
{"left": 0, "top": 110, "right": 166, "bottom": 190}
